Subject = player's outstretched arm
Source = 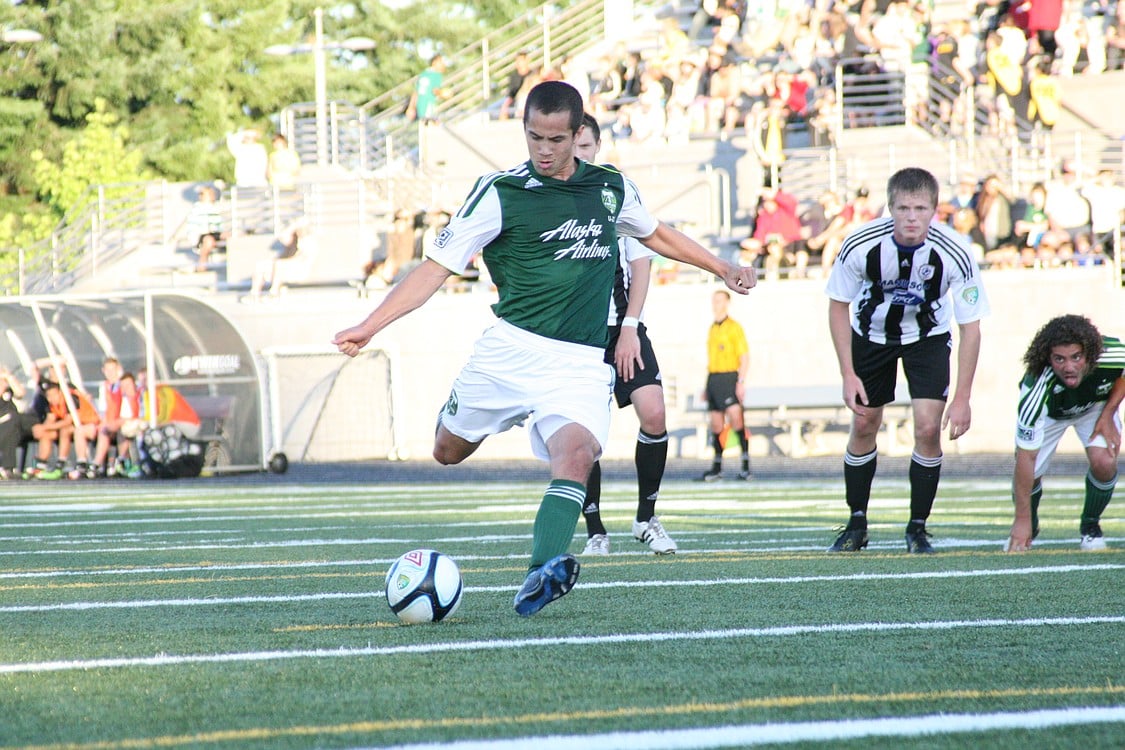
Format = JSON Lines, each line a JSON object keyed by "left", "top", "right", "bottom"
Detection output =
{"left": 639, "top": 223, "right": 756, "bottom": 293}
{"left": 1007, "top": 448, "right": 1038, "bottom": 552}
{"left": 333, "top": 259, "right": 453, "bottom": 357}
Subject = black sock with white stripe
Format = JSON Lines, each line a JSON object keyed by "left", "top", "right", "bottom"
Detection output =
{"left": 635, "top": 430, "right": 667, "bottom": 522}
{"left": 909, "top": 451, "right": 943, "bottom": 524}
{"left": 844, "top": 448, "right": 877, "bottom": 518}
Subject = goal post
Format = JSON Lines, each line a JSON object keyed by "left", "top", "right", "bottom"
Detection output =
{"left": 261, "top": 345, "right": 407, "bottom": 462}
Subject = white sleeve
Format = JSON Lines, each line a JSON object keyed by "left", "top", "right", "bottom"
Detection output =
{"left": 621, "top": 236, "right": 655, "bottom": 263}
{"left": 615, "top": 175, "right": 660, "bottom": 240}
{"left": 425, "top": 189, "right": 502, "bottom": 274}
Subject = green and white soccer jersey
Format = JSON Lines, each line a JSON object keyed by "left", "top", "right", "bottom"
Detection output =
{"left": 428, "top": 159, "right": 658, "bottom": 348}
{"left": 1015, "top": 336, "right": 1125, "bottom": 452}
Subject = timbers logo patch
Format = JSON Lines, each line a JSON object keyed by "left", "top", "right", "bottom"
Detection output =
{"left": 600, "top": 188, "right": 617, "bottom": 214}
{"left": 961, "top": 286, "right": 979, "bottom": 305}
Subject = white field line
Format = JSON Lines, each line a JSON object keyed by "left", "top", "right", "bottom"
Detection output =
{"left": 1, "top": 564, "right": 1120, "bottom": 612}
{"left": 371, "top": 706, "right": 1125, "bottom": 750}
{"left": 0, "top": 530, "right": 1116, "bottom": 557}
{"left": 1, "top": 615, "right": 1121, "bottom": 675}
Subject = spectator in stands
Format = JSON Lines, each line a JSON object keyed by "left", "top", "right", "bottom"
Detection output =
{"left": 628, "top": 69, "right": 669, "bottom": 144}
{"left": 1107, "top": 2, "right": 1125, "bottom": 70}
{"left": 983, "top": 28, "right": 1026, "bottom": 137}
{"left": 1082, "top": 168, "right": 1125, "bottom": 258}
{"left": 407, "top": 54, "right": 449, "bottom": 124}
{"left": 947, "top": 174, "right": 979, "bottom": 212}
{"left": 801, "top": 190, "right": 844, "bottom": 273}
{"left": 179, "top": 185, "right": 227, "bottom": 271}
{"left": 1024, "top": 0, "right": 1066, "bottom": 61}
{"left": 928, "top": 22, "right": 976, "bottom": 133}
{"left": 701, "top": 47, "right": 744, "bottom": 136}
{"left": 267, "top": 133, "right": 301, "bottom": 191}
{"left": 1014, "top": 181, "right": 1051, "bottom": 250}
{"left": 665, "top": 56, "right": 704, "bottom": 142}
{"left": 689, "top": 0, "right": 724, "bottom": 42}
{"left": 952, "top": 206, "right": 988, "bottom": 264}
{"left": 739, "top": 184, "right": 804, "bottom": 278}
{"left": 589, "top": 53, "right": 624, "bottom": 118}
{"left": 826, "top": 167, "right": 990, "bottom": 554}
{"left": 807, "top": 187, "right": 879, "bottom": 268}
{"left": 226, "top": 128, "right": 268, "bottom": 188}
{"left": 1005, "top": 314, "right": 1124, "bottom": 553}
{"left": 247, "top": 218, "right": 317, "bottom": 302}
{"left": 90, "top": 371, "right": 143, "bottom": 478}
{"left": 499, "top": 51, "right": 532, "bottom": 120}
{"left": 974, "top": 173, "right": 1015, "bottom": 254}
{"left": 1027, "top": 56, "right": 1062, "bottom": 129}
{"left": 655, "top": 16, "right": 692, "bottom": 68}
{"left": 1045, "top": 158, "right": 1093, "bottom": 245}
{"left": 0, "top": 365, "right": 27, "bottom": 480}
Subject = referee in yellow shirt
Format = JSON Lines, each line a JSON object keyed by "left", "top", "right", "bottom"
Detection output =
{"left": 702, "top": 290, "right": 751, "bottom": 481}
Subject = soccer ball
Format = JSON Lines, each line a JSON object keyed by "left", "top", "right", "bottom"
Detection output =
{"left": 385, "top": 549, "right": 463, "bottom": 624}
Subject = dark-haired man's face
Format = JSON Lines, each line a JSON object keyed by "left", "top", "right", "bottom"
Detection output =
{"left": 1048, "top": 343, "right": 1088, "bottom": 388}
{"left": 524, "top": 109, "right": 580, "bottom": 180}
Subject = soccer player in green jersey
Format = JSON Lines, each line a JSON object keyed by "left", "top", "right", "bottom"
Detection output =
{"left": 334, "top": 81, "right": 756, "bottom": 616}
{"left": 1006, "top": 315, "right": 1125, "bottom": 552}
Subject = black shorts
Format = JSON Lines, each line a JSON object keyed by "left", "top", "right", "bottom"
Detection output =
{"left": 705, "top": 371, "right": 740, "bottom": 412}
{"left": 852, "top": 331, "right": 951, "bottom": 407}
{"left": 605, "top": 323, "right": 662, "bottom": 408}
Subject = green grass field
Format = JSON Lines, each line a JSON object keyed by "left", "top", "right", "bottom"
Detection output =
{"left": 0, "top": 472, "right": 1122, "bottom": 749}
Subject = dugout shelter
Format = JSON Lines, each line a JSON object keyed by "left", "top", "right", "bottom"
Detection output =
{"left": 0, "top": 292, "right": 273, "bottom": 473}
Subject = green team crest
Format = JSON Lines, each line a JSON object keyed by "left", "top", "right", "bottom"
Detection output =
{"left": 444, "top": 389, "right": 458, "bottom": 416}
{"left": 962, "top": 286, "right": 979, "bottom": 305}
{"left": 600, "top": 188, "right": 617, "bottom": 214}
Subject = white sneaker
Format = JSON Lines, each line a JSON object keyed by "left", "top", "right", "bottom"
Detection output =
{"left": 1080, "top": 532, "right": 1107, "bottom": 551}
{"left": 633, "top": 516, "right": 678, "bottom": 555}
{"left": 582, "top": 534, "right": 610, "bottom": 556}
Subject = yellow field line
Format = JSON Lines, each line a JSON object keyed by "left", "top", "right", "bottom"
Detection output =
{"left": 8, "top": 684, "right": 1123, "bottom": 750}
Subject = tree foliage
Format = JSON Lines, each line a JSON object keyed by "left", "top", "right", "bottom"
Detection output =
{"left": 1, "top": 0, "right": 546, "bottom": 247}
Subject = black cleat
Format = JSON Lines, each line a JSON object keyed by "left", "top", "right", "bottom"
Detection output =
{"left": 699, "top": 467, "right": 723, "bottom": 482}
{"left": 905, "top": 527, "right": 936, "bottom": 554}
{"left": 828, "top": 527, "right": 868, "bottom": 552}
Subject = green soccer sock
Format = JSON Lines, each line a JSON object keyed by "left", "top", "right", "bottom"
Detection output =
{"left": 529, "top": 479, "right": 584, "bottom": 570}
{"left": 1081, "top": 471, "right": 1116, "bottom": 530}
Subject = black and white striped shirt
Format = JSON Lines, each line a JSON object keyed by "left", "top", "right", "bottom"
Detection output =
{"left": 825, "top": 217, "right": 990, "bottom": 345}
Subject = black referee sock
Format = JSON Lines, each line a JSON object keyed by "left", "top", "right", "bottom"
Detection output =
{"left": 635, "top": 430, "right": 668, "bottom": 522}
{"left": 843, "top": 448, "right": 877, "bottom": 516}
{"left": 909, "top": 451, "right": 943, "bottom": 523}
{"left": 582, "top": 461, "right": 607, "bottom": 537}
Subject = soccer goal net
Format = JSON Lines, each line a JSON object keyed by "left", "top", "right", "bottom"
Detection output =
{"left": 261, "top": 346, "right": 405, "bottom": 462}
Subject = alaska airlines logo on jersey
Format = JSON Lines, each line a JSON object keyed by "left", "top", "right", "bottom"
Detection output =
{"left": 601, "top": 188, "right": 617, "bottom": 214}
{"left": 962, "top": 286, "right": 979, "bottom": 305}
{"left": 541, "top": 218, "right": 614, "bottom": 261}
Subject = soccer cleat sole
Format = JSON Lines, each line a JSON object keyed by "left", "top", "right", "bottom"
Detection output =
{"left": 513, "top": 554, "right": 580, "bottom": 617}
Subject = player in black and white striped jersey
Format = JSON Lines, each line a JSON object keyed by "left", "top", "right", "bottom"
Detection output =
{"left": 825, "top": 167, "right": 990, "bottom": 554}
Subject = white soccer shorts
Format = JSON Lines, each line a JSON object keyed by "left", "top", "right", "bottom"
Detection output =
{"left": 440, "top": 319, "right": 614, "bottom": 461}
